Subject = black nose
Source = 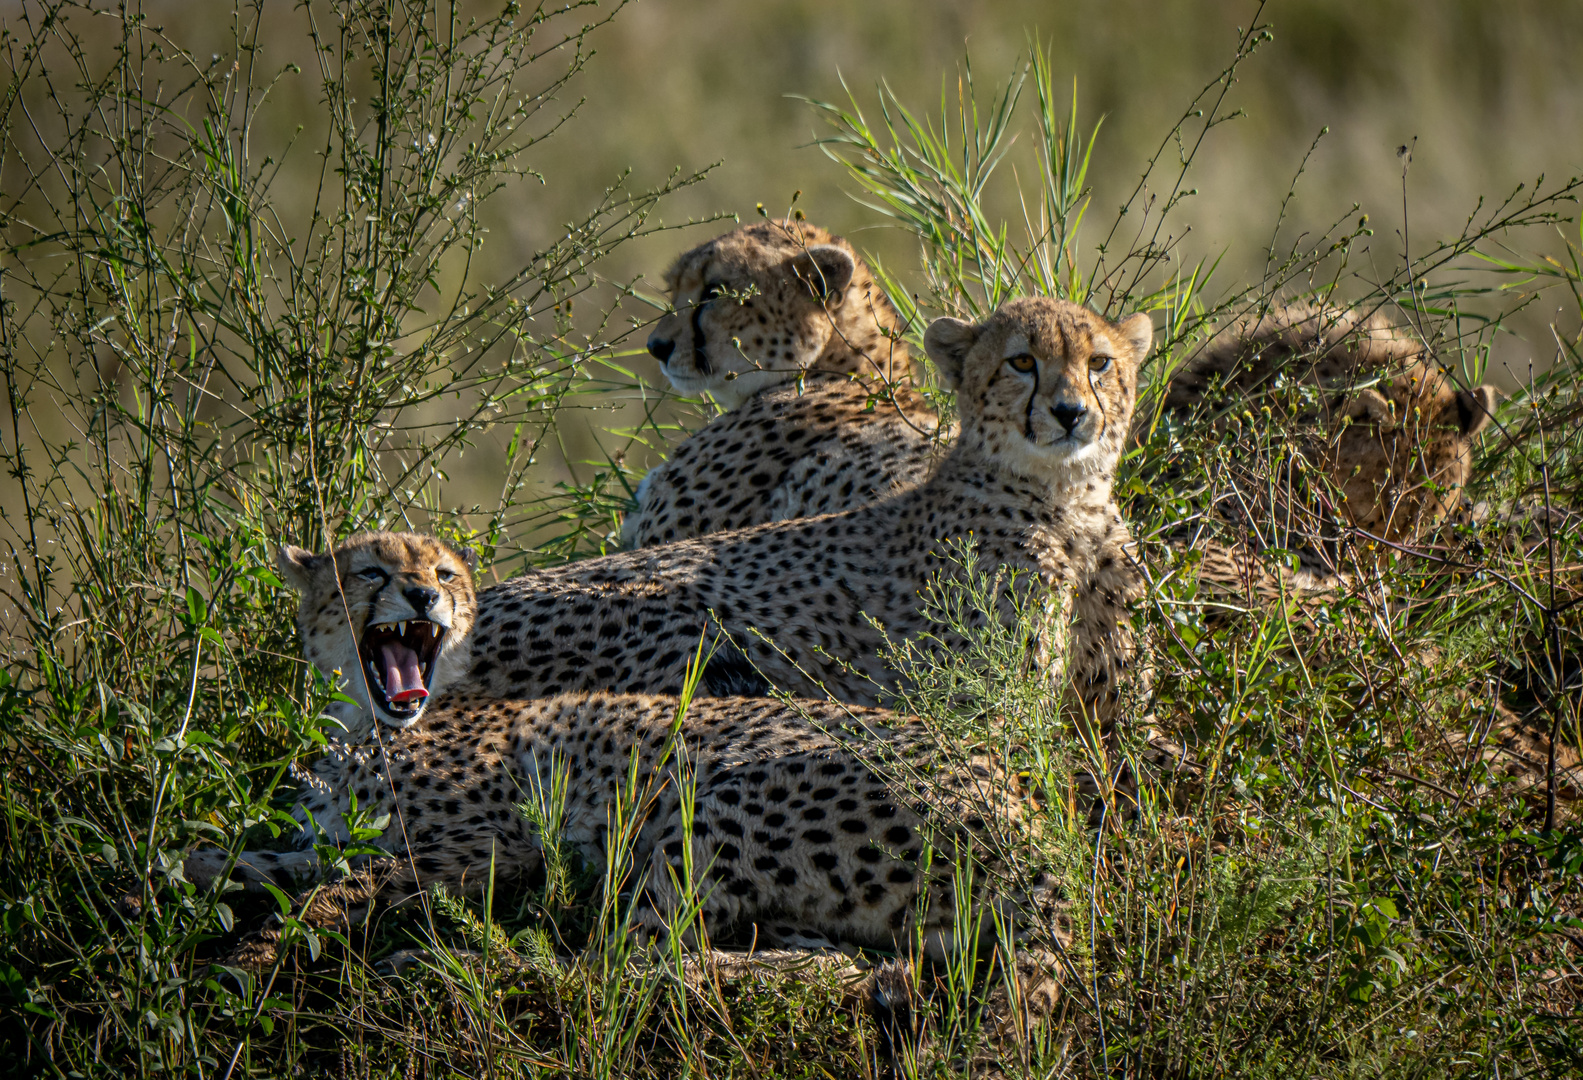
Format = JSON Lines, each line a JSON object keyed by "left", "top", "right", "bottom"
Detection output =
{"left": 1051, "top": 402, "right": 1088, "bottom": 435}
{"left": 405, "top": 586, "right": 439, "bottom": 614}
{"left": 647, "top": 334, "right": 675, "bottom": 363}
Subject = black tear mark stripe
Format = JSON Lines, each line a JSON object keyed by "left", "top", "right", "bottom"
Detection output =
{"left": 357, "top": 577, "right": 393, "bottom": 622}
{"left": 1023, "top": 360, "right": 1041, "bottom": 442}
{"left": 690, "top": 260, "right": 713, "bottom": 376}
{"left": 1088, "top": 364, "right": 1110, "bottom": 441}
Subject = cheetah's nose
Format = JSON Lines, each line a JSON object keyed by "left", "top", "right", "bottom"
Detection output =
{"left": 1050, "top": 402, "right": 1088, "bottom": 436}
{"left": 647, "top": 334, "right": 676, "bottom": 364}
{"left": 405, "top": 586, "right": 440, "bottom": 613}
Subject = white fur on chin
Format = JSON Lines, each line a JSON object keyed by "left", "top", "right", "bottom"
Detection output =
{"left": 704, "top": 367, "right": 792, "bottom": 410}
{"left": 999, "top": 433, "right": 1120, "bottom": 496}
{"left": 662, "top": 350, "right": 812, "bottom": 410}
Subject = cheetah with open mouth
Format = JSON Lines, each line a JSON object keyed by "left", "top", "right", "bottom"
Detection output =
{"left": 188, "top": 533, "right": 1068, "bottom": 970}
{"left": 274, "top": 532, "right": 476, "bottom": 739}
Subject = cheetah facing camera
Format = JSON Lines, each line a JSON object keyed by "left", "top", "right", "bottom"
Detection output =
{"left": 1155, "top": 301, "right": 1499, "bottom": 549}
{"left": 471, "top": 297, "right": 1152, "bottom": 732}
{"left": 186, "top": 686, "right": 1067, "bottom": 969}
{"left": 624, "top": 219, "right": 945, "bottom": 549}
{"left": 276, "top": 533, "right": 477, "bottom": 740}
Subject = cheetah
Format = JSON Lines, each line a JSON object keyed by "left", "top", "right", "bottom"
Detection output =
{"left": 1140, "top": 301, "right": 1499, "bottom": 604}
{"left": 275, "top": 532, "right": 477, "bottom": 740}
{"left": 623, "top": 219, "right": 946, "bottom": 548}
{"left": 187, "top": 533, "right": 1065, "bottom": 963}
{"left": 1149, "top": 301, "right": 1498, "bottom": 548}
{"left": 646, "top": 219, "right": 910, "bottom": 406}
{"left": 471, "top": 297, "right": 1153, "bottom": 732}
{"left": 188, "top": 689, "right": 1064, "bottom": 960}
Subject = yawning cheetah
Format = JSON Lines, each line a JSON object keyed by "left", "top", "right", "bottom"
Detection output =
{"left": 188, "top": 533, "right": 1066, "bottom": 965}
{"left": 275, "top": 532, "right": 476, "bottom": 739}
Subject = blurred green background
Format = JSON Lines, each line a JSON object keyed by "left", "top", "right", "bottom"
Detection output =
{"left": 502, "top": 0, "right": 1583, "bottom": 505}
{"left": 8, "top": 0, "right": 1582, "bottom": 539}
{"left": 549, "top": 0, "right": 1583, "bottom": 383}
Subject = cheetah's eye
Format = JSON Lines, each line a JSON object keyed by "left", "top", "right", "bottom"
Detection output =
{"left": 436, "top": 567, "right": 456, "bottom": 582}
{"left": 1006, "top": 354, "right": 1037, "bottom": 374}
{"left": 357, "top": 566, "right": 388, "bottom": 583}
{"left": 700, "top": 282, "right": 724, "bottom": 303}
{"left": 1089, "top": 355, "right": 1113, "bottom": 374}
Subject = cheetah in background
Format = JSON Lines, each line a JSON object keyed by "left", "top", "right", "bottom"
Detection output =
{"left": 1152, "top": 300, "right": 1498, "bottom": 544}
{"left": 187, "top": 533, "right": 1067, "bottom": 972}
{"left": 471, "top": 297, "right": 1152, "bottom": 734}
{"left": 645, "top": 219, "right": 909, "bottom": 406}
{"left": 622, "top": 219, "right": 947, "bottom": 549}
{"left": 1140, "top": 301, "right": 1500, "bottom": 602}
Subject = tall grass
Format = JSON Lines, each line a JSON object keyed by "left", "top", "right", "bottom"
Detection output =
{"left": 3, "top": 0, "right": 1583, "bottom": 1076}
{"left": 0, "top": 0, "right": 702, "bottom": 1072}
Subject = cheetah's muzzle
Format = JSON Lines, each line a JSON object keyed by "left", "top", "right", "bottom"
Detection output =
{"left": 360, "top": 619, "right": 445, "bottom": 721}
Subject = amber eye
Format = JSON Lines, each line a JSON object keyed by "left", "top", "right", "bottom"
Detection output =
{"left": 436, "top": 567, "right": 456, "bottom": 582}
{"left": 1090, "top": 355, "right": 1113, "bottom": 374}
{"left": 357, "top": 566, "right": 388, "bottom": 583}
{"left": 1007, "top": 354, "right": 1037, "bottom": 374}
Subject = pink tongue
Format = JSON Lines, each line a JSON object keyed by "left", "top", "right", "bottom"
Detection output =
{"left": 381, "top": 641, "right": 428, "bottom": 703}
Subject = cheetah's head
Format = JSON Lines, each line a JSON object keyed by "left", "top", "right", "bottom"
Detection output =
{"left": 277, "top": 532, "right": 477, "bottom": 735}
{"left": 925, "top": 297, "right": 1151, "bottom": 490}
{"left": 1166, "top": 303, "right": 1500, "bottom": 544}
{"left": 1324, "top": 363, "right": 1497, "bottom": 542}
{"left": 646, "top": 220, "right": 909, "bottom": 409}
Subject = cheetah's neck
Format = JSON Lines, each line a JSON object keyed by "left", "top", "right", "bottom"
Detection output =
{"left": 930, "top": 447, "right": 1115, "bottom": 516}
{"left": 812, "top": 328, "right": 910, "bottom": 387}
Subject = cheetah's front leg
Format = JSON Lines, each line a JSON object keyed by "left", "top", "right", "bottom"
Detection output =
{"left": 185, "top": 846, "right": 333, "bottom": 893}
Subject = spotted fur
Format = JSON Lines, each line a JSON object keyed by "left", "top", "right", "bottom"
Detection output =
{"left": 622, "top": 373, "right": 946, "bottom": 548}
{"left": 471, "top": 298, "right": 1152, "bottom": 736}
{"left": 185, "top": 691, "right": 1066, "bottom": 958}
{"left": 625, "top": 220, "right": 943, "bottom": 548}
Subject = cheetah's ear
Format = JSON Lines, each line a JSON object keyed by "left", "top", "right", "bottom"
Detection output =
{"left": 1336, "top": 388, "right": 1396, "bottom": 429}
{"left": 1116, "top": 313, "right": 1153, "bottom": 363}
{"left": 789, "top": 244, "right": 855, "bottom": 307}
{"left": 923, "top": 317, "right": 979, "bottom": 390}
{"left": 276, "top": 544, "right": 322, "bottom": 593}
{"left": 1454, "top": 384, "right": 1498, "bottom": 437}
{"left": 457, "top": 547, "right": 480, "bottom": 574}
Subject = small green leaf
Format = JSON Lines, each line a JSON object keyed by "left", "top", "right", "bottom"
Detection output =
{"left": 262, "top": 882, "right": 292, "bottom": 917}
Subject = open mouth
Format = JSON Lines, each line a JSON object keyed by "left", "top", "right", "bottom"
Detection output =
{"left": 358, "top": 619, "right": 446, "bottom": 722}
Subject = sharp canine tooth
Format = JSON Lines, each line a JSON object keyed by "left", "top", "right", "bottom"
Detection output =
{"left": 398, "top": 621, "right": 407, "bottom": 636}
